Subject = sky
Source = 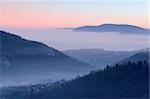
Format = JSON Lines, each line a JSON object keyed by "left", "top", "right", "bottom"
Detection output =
{"left": 0, "top": 0, "right": 149, "bottom": 51}
{"left": 0, "top": 0, "right": 149, "bottom": 29}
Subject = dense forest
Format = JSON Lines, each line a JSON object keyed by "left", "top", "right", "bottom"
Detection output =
{"left": 1, "top": 60, "right": 149, "bottom": 98}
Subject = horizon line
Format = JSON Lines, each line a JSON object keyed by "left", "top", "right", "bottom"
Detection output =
{"left": 1, "top": 23, "right": 150, "bottom": 30}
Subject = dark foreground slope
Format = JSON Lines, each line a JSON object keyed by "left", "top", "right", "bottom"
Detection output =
{"left": 1, "top": 60, "right": 149, "bottom": 98}
{"left": 0, "top": 31, "right": 92, "bottom": 85}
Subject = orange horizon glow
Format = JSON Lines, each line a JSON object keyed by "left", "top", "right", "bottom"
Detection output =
{"left": 1, "top": 16, "right": 149, "bottom": 29}
{"left": 0, "top": 1, "right": 149, "bottom": 29}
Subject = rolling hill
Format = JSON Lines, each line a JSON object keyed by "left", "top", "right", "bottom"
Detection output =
{"left": 63, "top": 49, "right": 137, "bottom": 69}
{"left": 118, "top": 48, "right": 149, "bottom": 64}
{"left": 0, "top": 31, "right": 92, "bottom": 86}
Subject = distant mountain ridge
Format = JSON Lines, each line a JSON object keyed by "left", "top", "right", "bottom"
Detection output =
{"left": 0, "top": 30, "right": 92, "bottom": 86}
{"left": 63, "top": 48, "right": 137, "bottom": 69}
{"left": 74, "top": 24, "right": 149, "bottom": 34}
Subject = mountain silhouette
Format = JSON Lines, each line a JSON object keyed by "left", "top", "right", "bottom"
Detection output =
{"left": 74, "top": 24, "right": 149, "bottom": 34}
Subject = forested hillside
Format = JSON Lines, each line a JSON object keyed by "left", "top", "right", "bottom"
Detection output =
{"left": 1, "top": 60, "right": 149, "bottom": 98}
